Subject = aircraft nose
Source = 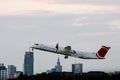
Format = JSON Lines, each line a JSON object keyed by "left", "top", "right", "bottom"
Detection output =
{"left": 29, "top": 44, "right": 34, "bottom": 48}
{"left": 30, "top": 43, "right": 39, "bottom": 48}
{"left": 29, "top": 45, "right": 35, "bottom": 51}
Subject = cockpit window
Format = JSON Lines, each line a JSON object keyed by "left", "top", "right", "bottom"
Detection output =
{"left": 34, "top": 43, "right": 39, "bottom": 45}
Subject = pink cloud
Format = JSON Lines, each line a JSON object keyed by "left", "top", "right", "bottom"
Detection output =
{"left": 0, "top": 0, "right": 120, "bottom": 15}
{"left": 30, "top": 0, "right": 55, "bottom": 3}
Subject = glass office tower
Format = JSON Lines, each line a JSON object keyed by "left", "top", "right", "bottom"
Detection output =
{"left": 24, "top": 51, "right": 34, "bottom": 75}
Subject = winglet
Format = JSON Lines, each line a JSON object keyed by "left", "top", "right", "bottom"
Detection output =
{"left": 96, "top": 46, "right": 111, "bottom": 59}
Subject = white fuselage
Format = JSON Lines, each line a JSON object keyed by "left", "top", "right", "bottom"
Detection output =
{"left": 30, "top": 44, "right": 99, "bottom": 59}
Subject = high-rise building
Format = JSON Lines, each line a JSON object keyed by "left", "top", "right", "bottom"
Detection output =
{"left": 0, "top": 63, "right": 7, "bottom": 80}
{"left": 24, "top": 51, "right": 34, "bottom": 75}
{"left": 8, "top": 65, "right": 16, "bottom": 79}
{"left": 48, "top": 56, "right": 62, "bottom": 73}
{"left": 55, "top": 56, "right": 62, "bottom": 72}
{"left": 72, "top": 63, "right": 83, "bottom": 74}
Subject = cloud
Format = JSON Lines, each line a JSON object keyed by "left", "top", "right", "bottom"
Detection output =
{"left": 78, "top": 32, "right": 120, "bottom": 36}
{"left": 0, "top": 9, "right": 120, "bottom": 73}
{"left": 0, "top": 0, "right": 120, "bottom": 15}
{"left": 46, "top": 4, "right": 120, "bottom": 14}
{"left": 70, "top": 14, "right": 120, "bottom": 30}
{"left": 108, "top": 20, "right": 120, "bottom": 29}
{"left": 0, "top": 10, "right": 55, "bottom": 16}
{"left": 55, "top": 0, "right": 120, "bottom": 5}
{"left": 0, "top": 0, "right": 50, "bottom": 15}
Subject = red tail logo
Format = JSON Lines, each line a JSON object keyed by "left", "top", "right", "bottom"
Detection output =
{"left": 96, "top": 46, "right": 111, "bottom": 59}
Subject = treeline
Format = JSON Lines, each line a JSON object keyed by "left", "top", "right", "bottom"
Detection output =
{"left": 8, "top": 72, "right": 120, "bottom": 80}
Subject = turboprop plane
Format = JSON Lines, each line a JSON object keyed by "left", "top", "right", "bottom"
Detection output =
{"left": 30, "top": 43, "right": 111, "bottom": 59}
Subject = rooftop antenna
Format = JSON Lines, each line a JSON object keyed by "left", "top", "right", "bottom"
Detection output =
{"left": 29, "top": 41, "right": 31, "bottom": 52}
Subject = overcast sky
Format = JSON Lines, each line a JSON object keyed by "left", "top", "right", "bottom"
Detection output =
{"left": 0, "top": 0, "right": 120, "bottom": 73}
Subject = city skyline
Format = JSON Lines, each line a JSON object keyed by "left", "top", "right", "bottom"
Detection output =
{"left": 0, "top": 57, "right": 82, "bottom": 75}
{"left": 0, "top": 0, "right": 120, "bottom": 73}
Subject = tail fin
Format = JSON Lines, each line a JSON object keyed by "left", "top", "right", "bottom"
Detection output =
{"left": 96, "top": 46, "right": 111, "bottom": 59}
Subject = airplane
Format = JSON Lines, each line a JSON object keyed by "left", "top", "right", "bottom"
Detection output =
{"left": 30, "top": 43, "right": 111, "bottom": 59}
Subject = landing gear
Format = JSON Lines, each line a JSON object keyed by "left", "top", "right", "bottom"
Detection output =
{"left": 64, "top": 55, "right": 68, "bottom": 59}
{"left": 32, "top": 48, "right": 34, "bottom": 51}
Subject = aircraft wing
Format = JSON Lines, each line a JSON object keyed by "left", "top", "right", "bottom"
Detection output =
{"left": 30, "top": 43, "right": 111, "bottom": 59}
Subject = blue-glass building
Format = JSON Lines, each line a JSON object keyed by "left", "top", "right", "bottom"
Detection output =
{"left": 24, "top": 51, "right": 34, "bottom": 75}
{"left": 8, "top": 65, "right": 16, "bottom": 78}
{"left": 8, "top": 65, "right": 16, "bottom": 74}
{"left": 72, "top": 63, "right": 83, "bottom": 74}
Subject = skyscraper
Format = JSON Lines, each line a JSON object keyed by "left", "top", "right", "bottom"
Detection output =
{"left": 48, "top": 56, "right": 62, "bottom": 73}
{"left": 24, "top": 51, "right": 34, "bottom": 75}
{"left": 0, "top": 63, "right": 7, "bottom": 80}
{"left": 8, "top": 65, "right": 16, "bottom": 79}
{"left": 72, "top": 63, "right": 83, "bottom": 74}
{"left": 55, "top": 56, "right": 62, "bottom": 72}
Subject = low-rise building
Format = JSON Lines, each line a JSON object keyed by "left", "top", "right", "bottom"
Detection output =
{"left": 0, "top": 63, "right": 7, "bottom": 80}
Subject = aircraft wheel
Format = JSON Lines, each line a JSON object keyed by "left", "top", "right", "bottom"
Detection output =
{"left": 64, "top": 56, "right": 68, "bottom": 59}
